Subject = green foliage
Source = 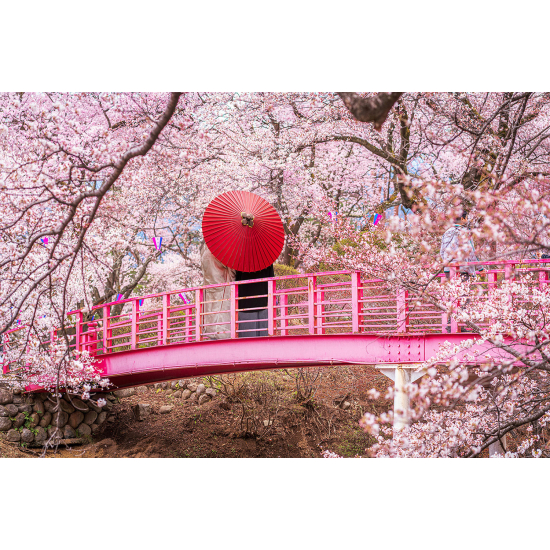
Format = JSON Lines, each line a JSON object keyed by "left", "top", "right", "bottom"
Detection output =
{"left": 22, "top": 411, "right": 38, "bottom": 434}
{"left": 336, "top": 424, "right": 376, "bottom": 457}
{"left": 273, "top": 263, "right": 300, "bottom": 277}
{"left": 332, "top": 228, "right": 408, "bottom": 258}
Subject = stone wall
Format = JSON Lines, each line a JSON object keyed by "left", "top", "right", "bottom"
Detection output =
{"left": 152, "top": 379, "right": 217, "bottom": 405}
{"left": 0, "top": 388, "right": 115, "bottom": 447}
{"left": 0, "top": 379, "right": 218, "bottom": 447}
{"left": 112, "top": 379, "right": 218, "bottom": 421}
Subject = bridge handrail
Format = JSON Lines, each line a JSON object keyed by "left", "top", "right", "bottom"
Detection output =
{"left": 3, "top": 260, "right": 550, "bottom": 374}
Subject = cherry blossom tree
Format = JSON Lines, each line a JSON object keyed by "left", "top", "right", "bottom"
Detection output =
{"left": 3, "top": 91, "right": 550, "bottom": 457}
{"left": 313, "top": 92, "right": 550, "bottom": 457}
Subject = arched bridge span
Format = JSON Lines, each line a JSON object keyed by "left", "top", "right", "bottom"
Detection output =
{"left": 3, "top": 262, "right": 548, "bottom": 390}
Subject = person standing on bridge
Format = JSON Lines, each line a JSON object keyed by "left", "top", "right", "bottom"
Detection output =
{"left": 200, "top": 242, "right": 236, "bottom": 340}
{"left": 440, "top": 213, "right": 482, "bottom": 333}
{"left": 440, "top": 214, "right": 482, "bottom": 280}
{"left": 202, "top": 190, "right": 285, "bottom": 339}
{"left": 235, "top": 264, "right": 274, "bottom": 338}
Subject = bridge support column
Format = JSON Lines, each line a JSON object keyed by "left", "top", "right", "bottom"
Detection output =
{"left": 376, "top": 365, "right": 426, "bottom": 432}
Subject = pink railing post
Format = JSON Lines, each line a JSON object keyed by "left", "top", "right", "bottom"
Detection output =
{"left": 505, "top": 263, "right": 515, "bottom": 280}
{"left": 87, "top": 321, "right": 98, "bottom": 356}
{"left": 195, "top": 288, "right": 203, "bottom": 342}
{"left": 185, "top": 308, "right": 191, "bottom": 343}
{"left": 308, "top": 275, "right": 316, "bottom": 335}
{"left": 281, "top": 293, "right": 289, "bottom": 336}
{"left": 131, "top": 299, "right": 139, "bottom": 350}
{"left": 2, "top": 333, "right": 8, "bottom": 374}
{"left": 488, "top": 271, "right": 497, "bottom": 293}
{"left": 316, "top": 287, "right": 325, "bottom": 335}
{"left": 83, "top": 322, "right": 90, "bottom": 354}
{"left": 267, "top": 280, "right": 275, "bottom": 336}
{"left": 441, "top": 310, "right": 448, "bottom": 333}
{"left": 230, "top": 284, "right": 237, "bottom": 339}
{"left": 102, "top": 305, "right": 110, "bottom": 354}
{"left": 157, "top": 310, "right": 162, "bottom": 346}
{"left": 397, "top": 289, "right": 409, "bottom": 332}
{"left": 539, "top": 268, "right": 549, "bottom": 290}
{"left": 163, "top": 294, "right": 170, "bottom": 345}
{"left": 351, "top": 272, "right": 360, "bottom": 333}
{"left": 75, "top": 311, "right": 83, "bottom": 352}
{"left": 449, "top": 268, "right": 458, "bottom": 333}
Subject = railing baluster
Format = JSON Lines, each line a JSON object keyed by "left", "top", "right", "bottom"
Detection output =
{"left": 441, "top": 311, "right": 448, "bottom": 333}
{"left": 131, "top": 299, "right": 138, "bottom": 350}
{"left": 102, "top": 305, "right": 110, "bottom": 354}
{"left": 230, "top": 284, "right": 237, "bottom": 339}
{"left": 316, "top": 287, "right": 325, "bottom": 335}
{"left": 539, "top": 268, "right": 549, "bottom": 290}
{"left": 163, "top": 294, "right": 170, "bottom": 345}
{"left": 488, "top": 271, "right": 497, "bottom": 293}
{"left": 75, "top": 311, "right": 83, "bottom": 352}
{"left": 281, "top": 293, "right": 289, "bottom": 336}
{"left": 397, "top": 289, "right": 409, "bottom": 332}
{"left": 308, "top": 275, "right": 316, "bottom": 335}
{"left": 450, "top": 268, "right": 458, "bottom": 333}
{"left": 157, "top": 310, "right": 162, "bottom": 346}
{"left": 88, "top": 321, "right": 98, "bottom": 355}
{"left": 505, "top": 263, "right": 515, "bottom": 280}
{"left": 267, "top": 280, "right": 275, "bottom": 336}
{"left": 185, "top": 307, "right": 191, "bottom": 343}
{"left": 351, "top": 272, "right": 360, "bottom": 333}
{"left": 195, "top": 288, "right": 203, "bottom": 342}
{"left": 2, "top": 333, "right": 8, "bottom": 374}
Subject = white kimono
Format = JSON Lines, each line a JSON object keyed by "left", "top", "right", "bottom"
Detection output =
{"left": 200, "top": 243, "right": 236, "bottom": 339}
{"left": 440, "top": 225, "right": 478, "bottom": 275}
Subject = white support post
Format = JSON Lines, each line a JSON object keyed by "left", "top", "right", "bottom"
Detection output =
{"left": 377, "top": 364, "right": 426, "bottom": 432}
{"left": 393, "top": 367, "right": 411, "bottom": 431}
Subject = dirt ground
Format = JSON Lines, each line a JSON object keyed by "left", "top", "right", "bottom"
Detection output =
{"left": 0, "top": 366, "right": 392, "bottom": 459}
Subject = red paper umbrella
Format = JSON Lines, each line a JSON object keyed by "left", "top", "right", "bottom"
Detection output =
{"left": 202, "top": 191, "right": 285, "bottom": 272}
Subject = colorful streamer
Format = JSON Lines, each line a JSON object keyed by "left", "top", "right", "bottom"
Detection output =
{"left": 373, "top": 214, "right": 381, "bottom": 226}
{"left": 179, "top": 293, "right": 190, "bottom": 304}
{"left": 41, "top": 237, "right": 49, "bottom": 245}
{"left": 116, "top": 293, "right": 123, "bottom": 301}
{"left": 153, "top": 237, "right": 163, "bottom": 250}
{"left": 139, "top": 299, "right": 144, "bottom": 307}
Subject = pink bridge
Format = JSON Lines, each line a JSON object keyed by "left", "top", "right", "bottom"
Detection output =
{"left": 4, "top": 261, "right": 549, "bottom": 390}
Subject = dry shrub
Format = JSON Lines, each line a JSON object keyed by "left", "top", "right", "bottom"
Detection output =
{"left": 205, "top": 371, "right": 288, "bottom": 439}
{"left": 284, "top": 367, "right": 323, "bottom": 406}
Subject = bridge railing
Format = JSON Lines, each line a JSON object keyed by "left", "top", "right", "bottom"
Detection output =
{"left": 3, "top": 260, "right": 550, "bottom": 369}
